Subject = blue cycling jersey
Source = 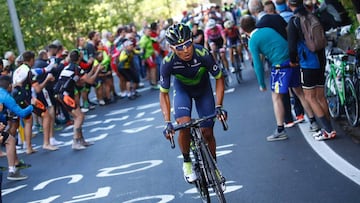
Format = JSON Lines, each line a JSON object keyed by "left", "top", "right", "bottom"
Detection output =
{"left": 160, "top": 44, "right": 222, "bottom": 127}
{"left": 160, "top": 44, "right": 222, "bottom": 93}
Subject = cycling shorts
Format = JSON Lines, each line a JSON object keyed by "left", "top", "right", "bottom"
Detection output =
{"left": 270, "top": 66, "right": 301, "bottom": 94}
{"left": 226, "top": 37, "right": 241, "bottom": 48}
{"left": 208, "top": 38, "right": 224, "bottom": 50}
{"left": 173, "top": 81, "right": 215, "bottom": 128}
{"left": 300, "top": 68, "right": 325, "bottom": 89}
{"left": 118, "top": 68, "right": 140, "bottom": 83}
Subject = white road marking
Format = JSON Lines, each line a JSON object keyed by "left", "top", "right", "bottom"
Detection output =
{"left": 298, "top": 121, "right": 360, "bottom": 186}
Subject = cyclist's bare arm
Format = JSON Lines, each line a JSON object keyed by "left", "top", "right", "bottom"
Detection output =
{"left": 160, "top": 91, "right": 171, "bottom": 123}
{"left": 215, "top": 76, "right": 225, "bottom": 110}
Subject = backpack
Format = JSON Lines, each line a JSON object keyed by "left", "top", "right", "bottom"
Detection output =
{"left": 295, "top": 12, "right": 327, "bottom": 52}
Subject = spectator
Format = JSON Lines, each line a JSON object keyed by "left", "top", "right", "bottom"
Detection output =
{"left": 240, "top": 14, "right": 314, "bottom": 141}
{"left": 287, "top": 0, "right": 336, "bottom": 140}
{"left": 139, "top": 26, "right": 159, "bottom": 89}
{"left": 0, "top": 75, "right": 33, "bottom": 180}
{"left": 118, "top": 40, "right": 141, "bottom": 100}
{"left": 57, "top": 50, "right": 101, "bottom": 150}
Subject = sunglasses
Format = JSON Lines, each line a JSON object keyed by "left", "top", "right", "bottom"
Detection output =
{"left": 172, "top": 39, "right": 193, "bottom": 51}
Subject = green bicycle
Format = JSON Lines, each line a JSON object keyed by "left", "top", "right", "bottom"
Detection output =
{"left": 325, "top": 47, "right": 359, "bottom": 126}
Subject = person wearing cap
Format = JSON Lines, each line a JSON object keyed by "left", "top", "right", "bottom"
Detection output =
{"left": 275, "top": 0, "right": 294, "bottom": 23}
{"left": 287, "top": 0, "right": 336, "bottom": 140}
{"left": 3, "top": 51, "right": 16, "bottom": 75}
{"left": 160, "top": 23, "right": 226, "bottom": 187}
{"left": 11, "top": 51, "right": 57, "bottom": 154}
{"left": 56, "top": 49, "right": 102, "bottom": 150}
{"left": 118, "top": 40, "right": 141, "bottom": 100}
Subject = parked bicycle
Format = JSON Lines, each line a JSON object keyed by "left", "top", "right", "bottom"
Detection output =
{"left": 325, "top": 28, "right": 359, "bottom": 126}
{"left": 169, "top": 113, "right": 228, "bottom": 203}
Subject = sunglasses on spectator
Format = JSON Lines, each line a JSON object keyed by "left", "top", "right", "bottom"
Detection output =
{"left": 172, "top": 39, "right": 193, "bottom": 51}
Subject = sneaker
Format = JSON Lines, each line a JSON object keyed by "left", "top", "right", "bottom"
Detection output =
{"left": 151, "top": 84, "right": 160, "bottom": 90}
{"left": 50, "top": 137, "right": 64, "bottom": 146}
{"left": 314, "top": 130, "right": 336, "bottom": 141}
{"left": 81, "top": 107, "right": 89, "bottom": 113}
{"left": 284, "top": 122, "right": 296, "bottom": 128}
{"left": 80, "top": 137, "right": 94, "bottom": 147}
{"left": 183, "top": 162, "right": 197, "bottom": 183}
{"left": 137, "top": 82, "right": 145, "bottom": 89}
{"left": 72, "top": 139, "right": 86, "bottom": 150}
{"left": 88, "top": 104, "right": 96, "bottom": 110}
{"left": 230, "top": 67, "right": 236, "bottom": 73}
{"left": 309, "top": 121, "right": 320, "bottom": 132}
{"left": 266, "top": 130, "right": 288, "bottom": 141}
{"left": 54, "top": 124, "right": 63, "bottom": 131}
{"left": 98, "top": 100, "right": 105, "bottom": 106}
{"left": 295, "top": 114, "right": 305, "bottom": 123}
{"left": 7, "top": 169, "right": 28, "bottom": 181}
{"left": 15, "top": 160, "right": 31, "bottom": 169}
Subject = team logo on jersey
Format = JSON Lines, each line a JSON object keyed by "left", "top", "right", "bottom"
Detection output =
{"left": 194, "top": 59, "right": 197, "bottom": 64}
{"left": 213, "top": 64, "right": 218, "bottom": 71}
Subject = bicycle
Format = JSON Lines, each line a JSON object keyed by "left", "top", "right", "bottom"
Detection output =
{"left": 324, "top": 28, "right": 359, "bottom": 126}
{"left": 212, "top": 49, "right": 232, "bottom": 89}
{"left": 169, "top": 113, "right": 228, "bottom": 203}
{"left": 230, "top": 44, "right": 243, "bottom": 84}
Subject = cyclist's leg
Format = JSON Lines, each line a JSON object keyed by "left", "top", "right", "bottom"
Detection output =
{"left": 194, "top": 85, "right": 216, "bottom": 159}
{"left": 209, "top": 42, "right": 217, "bottom": 61}
{"left": 173, "top": 83, "right": 192, "bottom": 160}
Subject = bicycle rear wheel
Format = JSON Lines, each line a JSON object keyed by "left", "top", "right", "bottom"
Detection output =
{"left": 325, "top": 75, "right": 341, "bottom": 118}
{"left": 200, "top": 142, "right": 226, "bottom": 203}
{"left": 344, "top": 78, "right": 359, "bottom": 126}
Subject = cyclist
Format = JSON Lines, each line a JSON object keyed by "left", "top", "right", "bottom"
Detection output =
{"left": 223, "top": 19, "right": 244, "bottom": 72}
{"left": 160, "top": 23, "right": 226, "bottom": 184}
{"left": 204, "top": 19, "right": 229, "bottom": 72}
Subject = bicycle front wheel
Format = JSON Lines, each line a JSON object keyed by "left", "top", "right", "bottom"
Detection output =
{"left": 200, "top": 142, "right": 226, "bottom": 203}
{"left": 325, "top": 75, "right": 341, "bottom": 118}
{"left": 234, "top": 53, "right": 242, "bottom": 84}
{"left": 344, "top": 78, "right": 359, "bottom": 126}
{"left": 191, "top": 143, "right": 210, "bottom": 202}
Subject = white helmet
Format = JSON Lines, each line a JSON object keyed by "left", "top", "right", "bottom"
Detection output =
{"left": 224, "top": 20, "right": 234, "bottom": 29}
{"left": 206, "top": 19, "right": 216, "bottom": 29}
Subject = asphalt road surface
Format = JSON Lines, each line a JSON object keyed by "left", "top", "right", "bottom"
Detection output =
{"left": 1, "top": 66, "right": 360, "bottom": 203}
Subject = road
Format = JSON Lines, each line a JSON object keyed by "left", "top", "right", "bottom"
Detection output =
{"left": 1, "top": 66, "right": 360, "bottom": 203}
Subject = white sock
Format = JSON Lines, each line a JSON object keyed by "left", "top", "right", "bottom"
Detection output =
{"left": 9, "top": 166, "right": 16, "bottom": 173}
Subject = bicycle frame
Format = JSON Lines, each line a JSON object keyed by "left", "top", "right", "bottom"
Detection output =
{"left": 169, "top": 114, "right": 228, "bottom": 202}
{"left": 326, "top": 53, "right": 347, "bottom": 105}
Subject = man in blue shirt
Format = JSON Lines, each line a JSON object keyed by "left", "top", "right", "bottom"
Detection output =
{"left": 0, "top": 75, "right": 33, "bottom": 180}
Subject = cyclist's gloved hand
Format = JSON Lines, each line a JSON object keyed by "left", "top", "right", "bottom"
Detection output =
{"left": 215, "top": 105, "right": 227, "bottom": 121}
{"left": 163, "top": 121, "right": 174, "bottom": 140}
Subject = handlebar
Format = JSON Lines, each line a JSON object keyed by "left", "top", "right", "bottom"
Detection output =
{"left": 169, "top": 113, "right": 228, "bottom": 149}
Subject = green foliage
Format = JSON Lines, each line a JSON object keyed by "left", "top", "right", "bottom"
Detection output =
{"left": 0, "top": 0, "right": 189, "bottom": 57}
